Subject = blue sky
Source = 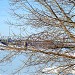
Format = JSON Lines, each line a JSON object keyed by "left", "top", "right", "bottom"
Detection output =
{"left": 0, "top": 0, "right": 10, "bottom": 36}
{"left": 0, "top": 0, "right": 44, "bottom": 38}
{"left": 0, "top": 0, "right": 28, "bottom": 37}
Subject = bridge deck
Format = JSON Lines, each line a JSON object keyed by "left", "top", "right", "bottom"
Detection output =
{"left": 0, "top": 41, "right": 75, "bottom": 51}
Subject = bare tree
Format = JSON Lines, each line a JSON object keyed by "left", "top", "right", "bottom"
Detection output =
{"left": 0, "top": 0, "right": 75, "bottom": 75}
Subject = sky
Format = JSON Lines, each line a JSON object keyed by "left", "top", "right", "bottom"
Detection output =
{"left": 0, "top": 0, "right": 10, "bottom": 36}
{"left": 0, "top": 0, "right": 28, "bottom": 37}
{"left": 0, "top": 0, "right": 43, "bottom": 38}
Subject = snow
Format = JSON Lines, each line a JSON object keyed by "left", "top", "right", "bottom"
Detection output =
{"left": 0, "top": 42, "right": 6, "bottom": 46}
{"left": 42, "top": 66, "right": 75, "bottom": 74}
{"left": 42, "top": 67, "right": 58, "bottom": 74}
